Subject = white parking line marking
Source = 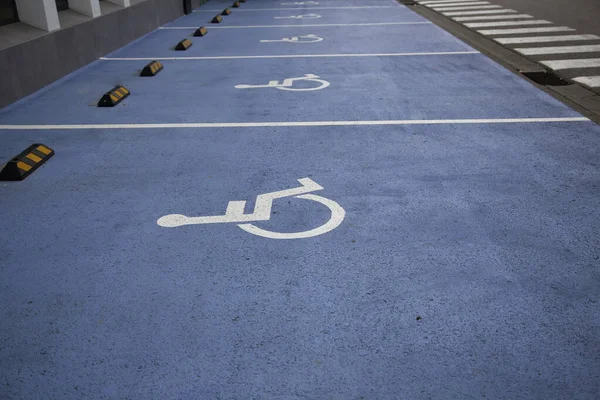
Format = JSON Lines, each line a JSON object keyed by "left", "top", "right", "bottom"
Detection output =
{"left": 100, "top": 51, "right": 480, "bottom": 61}
{"left": 541, "top": 58, "right": 600, "bottom": 70}
{"left": 573, "top": 76, "right": 600, "bottom": 88}
{"left": 420, "top": 0, "right": 483, "bottom": 4}
{"left": 453, "top": 14, "right": 533, "bottom": 21}
{"left": 194, "top": 6, "right": 400, "bottom": 11}
{"left": 431, "top": 5, "right": 502, "bottom": 11}
{"left": 428, "top": 1, "right": 490, "bottom": 7}
{"left": 478, "top": 26, "right": 576, "bottom": 35}
{"left": 464, "top": 20, "right": 551, "bottom": 28}
{"left": 0, "top": 118, "right": 589, "bottom": 130}
{"left": 494, "top": 34, "right": 600, "bottom": 44}
{"left": 159, "top": 22, "right": 433, "bottom": 29}
{"left": 515, "top": 44, "right": 600, "bottom": 55}
{"left": 443, "top": 9, "right": 516, "bottom": 16}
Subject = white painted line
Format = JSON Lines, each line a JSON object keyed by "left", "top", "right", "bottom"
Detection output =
{"left": 428, "top": 1, "right": 490, "bottom": 7}
{"left": 159, "top": 22, "right": 433, "bottom": 29}
{"left": 431, "top": 5, "right": 502, "bottom": 11}
{"left": 478, "top": 26, "right": 576, "bottom": 35}
{"left": 420, "top": 0, "right": 483, "bottom": 4}
{"left": 494, "top": 34, "right": 600, "bottom": 44}
{"left": 0, "top": 118, "right": 588, "bottom": 130}
{"left": 464, "top": 20, "right": 551, "bottom": 28}
{"left": 420, "top": 0, "right": 484, "bottom": 3}
{"left": 573, "top": 76, "right": 600, "bottom": 88}
{"left": 100, "top": 51, "right": 480, "bottom": 61}
{"left": 443, "top": 9, "right": 516, "bottom": 16}
{"left": 541, "top": 58, "right": 600, "bottom": 70}
{"left": 453, "top": 14, "right": 533, "bottom": 21}
{"left": 515, "top": 44, "right": 600, "bottom": 55}
{"left": 195, "top": 6, "right": 399, "bottom": 11}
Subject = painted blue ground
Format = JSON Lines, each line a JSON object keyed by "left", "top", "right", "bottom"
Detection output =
{"left": 205, "top": 0, "right": 400, "bottom": 8}
{"left": 1, "top": 0, "right": 599, "bottom": 399}
{"left": 106, "top": 24, "right": 469, "bottom": 58}
{"left": 0, "top": 56, "right": 582, "bottom": 125}
{"left": 166, "top": 7, "right": 423, "bottom": 27}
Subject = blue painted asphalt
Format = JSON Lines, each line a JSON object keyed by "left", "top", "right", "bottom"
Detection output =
{"left": 166, "top": 7, "right": 422, "bottom": 27}
{"left": 106, "top": 23, "right": 470, "bottom": 58}
{"left": 0, "top": 56, "right": 582, "bottom": 125}
{"left": 200, "top": 0, "right": 400, "bottom": 10}
{"left": 1, "top": 0, "right": 599, "bottom": 399}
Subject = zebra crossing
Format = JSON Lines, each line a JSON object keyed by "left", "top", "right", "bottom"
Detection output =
{"left": 415, "top": 0, "right": 600, "bottom": 92}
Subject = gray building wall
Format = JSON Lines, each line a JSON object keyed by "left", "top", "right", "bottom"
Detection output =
{"left": 0, "top": 0, "right": 188, "bottom": 109}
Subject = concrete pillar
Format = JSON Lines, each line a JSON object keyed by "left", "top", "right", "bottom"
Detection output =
{"left": 15, "top": 0, "right": 60, "bottom": 31}
{"left": 68, "top": 0, "right": 101, "bottom": 17}
{"left": 107, "top": 0, "right": 131, "bottom": 6}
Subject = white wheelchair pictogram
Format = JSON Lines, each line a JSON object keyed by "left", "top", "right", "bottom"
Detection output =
{"left": 260, "top": 34, "right": 324, "bottom": 44}
{"left": 274, "top": 13, "right": 321, "bottom": 19}
{"left": 281, "top": 1, "right": 319, "bottom": 5}
{"left": 235, "top": 74, "right": 330, "bottom": 91}
{"left": 157, "top": 178, "right": 345, "bottom": 239}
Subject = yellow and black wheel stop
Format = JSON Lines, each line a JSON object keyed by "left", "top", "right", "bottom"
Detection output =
{"left": 0, "top": 144, "right": 54, "bottom": 181}
{"left": 98, "top": 86, "right": 130, "bottom": 107}
{"left": 175, "top": 39, "right": 193, "bottom": 50}
{"left": 194, "top": 27, "right": 208, "bottom": 37}
{"left": 140, "top": 60, "right": 164, "bottom": 77}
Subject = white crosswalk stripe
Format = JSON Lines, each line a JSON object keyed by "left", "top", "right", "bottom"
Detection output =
{"left": 541, "top": 59, "right": 600, "bottom": 70}
{"left": 494, "top": 35, "right": 600, "bottom": 44}
{"left": 573, "top": 76, "right": 600, "bottom": 88}
{"left": 422, "top": 0, "right": 600, "bottom": 84}
{"left": 515, "top": 45, "right": 600, "bottom": 56}
{"left": 464, "top": 20, "right": 551, "bottom": 28}
{"left": 478, "top": 26, "right": 576, "bottom": 35}
{"left": 453, "top": 14, "right": 533, "bottom": 21}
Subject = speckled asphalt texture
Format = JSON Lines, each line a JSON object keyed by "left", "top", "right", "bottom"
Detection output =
{"left": 0, "top": 0, "right": 599, "bottom": 399}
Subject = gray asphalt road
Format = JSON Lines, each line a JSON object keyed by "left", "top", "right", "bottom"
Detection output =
{"left": 489, "top": 0, "right": 600, "bottom": 36}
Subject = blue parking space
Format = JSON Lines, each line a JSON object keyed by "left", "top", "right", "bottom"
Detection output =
{"left": 1, "top": 121, "right": 600, "bottom": 398}
{"left": 200, "top": 0, "right": 399, "bottom": 10}
{"left": 0, "top": 55, "right": 582, "bottom": 125}
{"left": 105, "top": 23, "right": 472, "bottom": 58}
{"left": 166, "top": 6, "right": 422, "bottom": 27}
{"left": 1, "top": 0, "right": 599, "bottom": 399}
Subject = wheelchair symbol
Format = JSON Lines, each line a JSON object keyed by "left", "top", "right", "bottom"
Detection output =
{"left": 235, "top": 74, "right": 330, "bottom": 91}
{"left": 157, "top": 178, "right": 345, "bottom": 239}
{"left": 260, "top": 34, "right": 324, "bottom": 44}
{"left": 281, "top": 1, "right": 320, "bottom": 5}
{"left": 274, "top": 13, "right": 321, "bottom": 19}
